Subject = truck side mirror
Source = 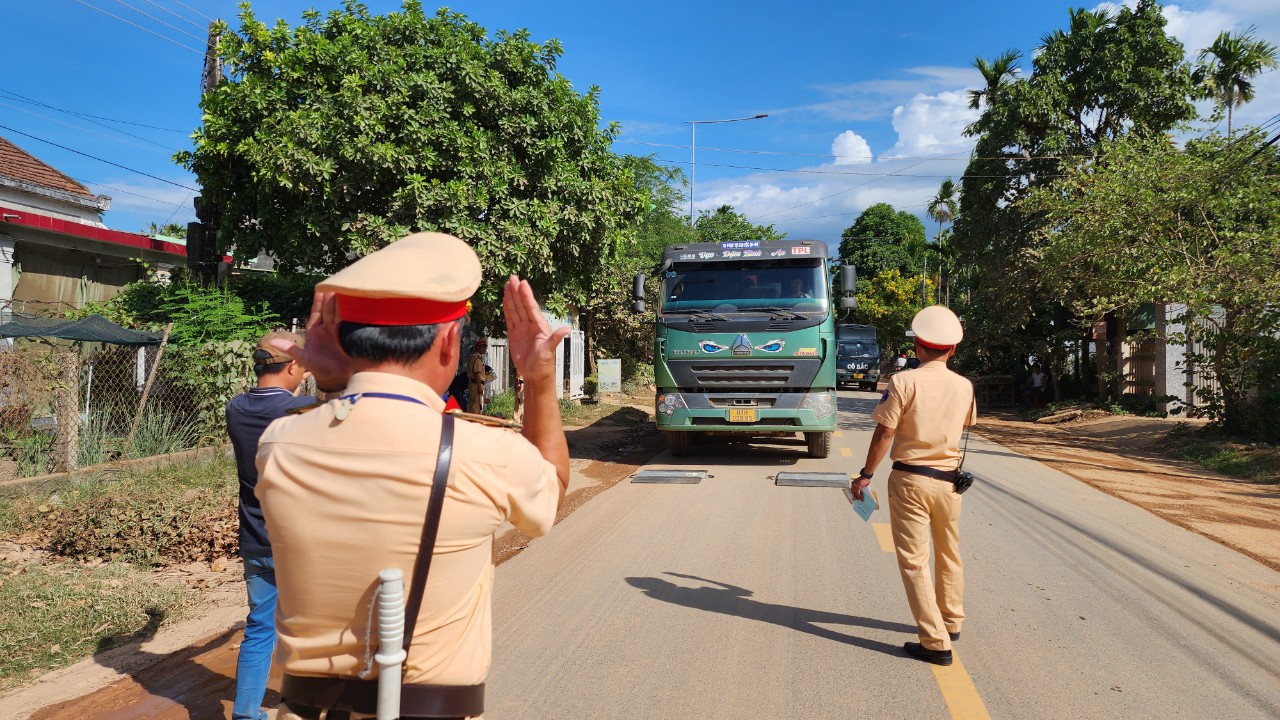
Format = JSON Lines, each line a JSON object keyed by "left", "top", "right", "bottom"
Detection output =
{"left": 841, "top": 265, "right": 857, "bottom": 294}
{"left": 841, "top": 297, "right": 857, "bottom": 310}
{"left": 633, "top": 273, "right": 646, "bottom": 301}
{"left": 632, "top": 300, "right": 646, "bottom": 314}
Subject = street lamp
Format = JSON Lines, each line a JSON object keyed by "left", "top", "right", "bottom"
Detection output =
{"left": 686, "top": 113, "right": 768, "bottom": 223}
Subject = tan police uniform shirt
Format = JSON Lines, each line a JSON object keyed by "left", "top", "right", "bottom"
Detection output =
{"left": 256, "top": 371, "right": 560, "bottom": 686}
{"left": 871, "top": 359, "right": 977, "bottom": 469}
{"left": 468, "top": 352, "right": 486, "bottom": 386}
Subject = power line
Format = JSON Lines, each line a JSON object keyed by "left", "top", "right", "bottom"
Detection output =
{"left": 73, "top": 0, "right": 203, "bottom": 55}
{"left": 656, "top": 156, "right": 1062, "bottom": 180}
{"left": 751, "top": 158, "right": 934, "bottom": 221}
{"left": 0, "top": 101, "right": 178, "bottom": 152}
{"left": 165, "top": 0, "right": 213, "bottom": 23}
{"left": 0, "top": 87, "right": 189, "bottom": 133}
{"left": 0, "top": 123, "right": 199, "bottom": 191}
{"left": 141, "top": 0, "right": 204, "bottom": 30}
{"left": 620, "top": 139, "right": 1075, "bottom": 163}
{"left": 107, "top": 0, "right": 207, "bottom": 44}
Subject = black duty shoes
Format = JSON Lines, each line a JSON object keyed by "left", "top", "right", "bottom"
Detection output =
{"left": 949, "top": 631, "right": 960, "bottom": 642}
{"left": 904, "top": 641, "right": 953, "bottom": 666}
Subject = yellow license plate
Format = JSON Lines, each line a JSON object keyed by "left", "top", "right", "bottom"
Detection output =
{"left": 853, "top": 373, "right": 864, "bottom": 379}
{"left": 728, "top": 408, "right": 757, "bottom": 423}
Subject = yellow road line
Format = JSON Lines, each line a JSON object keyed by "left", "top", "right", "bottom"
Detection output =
{"left": 871, "top": 522, "right": 894, "bottom": 553}
{"left": 833, "top": 430, "right": 844, "bottom": 438}
{"left": 839, "top": 447, "right": 853, "bottom": 457}
{"left": 930, "top": 654, "right": 991, "bottom": 720}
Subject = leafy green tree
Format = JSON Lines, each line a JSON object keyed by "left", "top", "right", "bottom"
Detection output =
{"left": 143, "top": 222, "right": 187, "bottom": 239}
{"left": 177, "top": 2, "right": 643, "bottom": 327}
{"left": 838, "top": 203, "right": 925, "bottom": 279}
{"left": 967, "top": 49, "right": 1021, "bottom": 110}
{"left": 953, "top": 0, "right": 1199, "bottom": 397}
{"left": 1029, "top": 133, "right": 1280, "bottom": 435}
{"left": 693, "top": 205, "right": 785, "bottom": 244}
{"left": 579, "top": 157, "right": 692, "bottom": 377}
{"left": 849, "top": 269, "right": 933, "bottom": 358}
{"left": 1194, "top": 27, "right": 1280, "bottom": 135}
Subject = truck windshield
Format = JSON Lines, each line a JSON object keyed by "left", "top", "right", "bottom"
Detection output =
{"left": 662, "top": 260, "right": 828, "bottom": 313}
{"left": 838, "top": 341, "right": 877, "bottom": 357}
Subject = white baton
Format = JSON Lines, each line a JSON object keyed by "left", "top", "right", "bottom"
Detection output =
{"left": 374, "top": 568, "right": 407, "bottom": 720}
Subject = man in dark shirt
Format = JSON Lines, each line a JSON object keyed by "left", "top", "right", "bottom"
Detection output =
{"left": 225, "top": 331, "right": 312, "bottom": 720}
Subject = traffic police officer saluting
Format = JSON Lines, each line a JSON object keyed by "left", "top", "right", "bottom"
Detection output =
{"left": 853, "top": 305, "right": 977, "bottom": 666}
{"left": 256, "top": 231, "right": 570, "bottom": 719}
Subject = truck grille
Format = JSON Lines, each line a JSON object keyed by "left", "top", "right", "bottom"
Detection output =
{"left": 689, "top": 364, "right": 795, "bottom": 389}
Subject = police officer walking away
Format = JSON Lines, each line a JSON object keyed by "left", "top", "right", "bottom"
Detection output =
{"left": 224, "top": 332, "right": 312, "bottom": 720}
{"left": 257, "top": 232, "right": 570, "bottom": 720}
{"left": 853, "top": 306, "right": 977, "bottom": 666}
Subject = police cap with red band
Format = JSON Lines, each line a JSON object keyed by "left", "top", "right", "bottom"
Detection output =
{"left": 317, "top": 231, "right": 481, "bottom": 326}
{"left": 911, "top": 305, "right": 964, "bottom": 349}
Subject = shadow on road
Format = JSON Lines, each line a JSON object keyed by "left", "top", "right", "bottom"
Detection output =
{"left": 626, "top": 572, "right": 909, "bottom": 658}
{"left": 31, "top": 608, "right": 257, "bottom": 720}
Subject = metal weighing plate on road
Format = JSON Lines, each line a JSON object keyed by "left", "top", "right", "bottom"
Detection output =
{"left": 631, "top": 470, "right": 707, "bottom": 484}
{"left": 774, "top": 472, "right": 850, "bottom": 488}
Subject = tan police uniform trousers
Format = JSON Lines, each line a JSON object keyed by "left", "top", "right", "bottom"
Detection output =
{"left": 467, "top": 352, "right": 486, "bottom": 414}
{"left": 888, "top": 468, "right": 963, "bottom": 652}
{"left": 871, "top": 359, "right": 976, "bottom": 652}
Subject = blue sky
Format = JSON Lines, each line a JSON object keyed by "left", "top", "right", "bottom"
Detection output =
{"left": 3, "top": 0, "right": 1277, "bottom": 247}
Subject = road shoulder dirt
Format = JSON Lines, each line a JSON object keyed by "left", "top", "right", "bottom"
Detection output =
{"left": 976, "top": 412, "right": 1280, "bottom": 572}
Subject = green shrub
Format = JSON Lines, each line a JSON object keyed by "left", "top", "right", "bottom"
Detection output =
{"left": 486, "top": 390, "right": 515, "bottom": 419}
{"left": 5, "top": 455, "right": 239, "bottom": 566}
{"left": 583, "top": 374, "right": 599, "bottom": 397}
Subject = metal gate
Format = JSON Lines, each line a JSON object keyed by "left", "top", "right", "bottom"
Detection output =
{"left": 568, "top": 330, "right": 585, "bottom": 400}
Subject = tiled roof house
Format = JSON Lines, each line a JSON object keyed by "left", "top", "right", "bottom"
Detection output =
{"left": 0, "top": 135, "right": 187, "bottom": 318}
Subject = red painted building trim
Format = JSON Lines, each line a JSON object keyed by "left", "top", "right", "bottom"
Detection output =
{"left": 1, "top": 204, "right": 186, "bottom": 256}
{"left": 0, "top": 205, "right": 232, "bottom": 263}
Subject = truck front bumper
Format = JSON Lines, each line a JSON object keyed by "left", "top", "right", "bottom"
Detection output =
{"left": 654, "top": 390, "right": 837, "bottom": 433}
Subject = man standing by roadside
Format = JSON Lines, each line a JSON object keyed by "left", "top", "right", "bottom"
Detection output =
{"left": 225, "top": 332, "right": 312, "bottom": 720}
{"left": 853, "top": 306, "right": 976, "bottom": 666}
{"left": 258, "top": 232, "right": 570, "bottom": 720}
{"left": 466, "top": 338, "right": 489, "bottom": 413}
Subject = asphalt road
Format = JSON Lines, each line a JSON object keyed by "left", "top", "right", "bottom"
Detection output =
{"left": 487, "top": 391, "right": 1280, "bottom": 719}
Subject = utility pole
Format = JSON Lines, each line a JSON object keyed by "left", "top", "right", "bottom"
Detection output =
{"left": 188, "top": 21, "right": 222, "bottom": 284}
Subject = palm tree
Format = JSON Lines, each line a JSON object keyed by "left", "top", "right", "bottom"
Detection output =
{"left": 926, "top": 179, "right": 958, "bottom": 305}
{"left": 968, "top": 49, "right": 1022, "bottom": 110}
{"left": 1196, "top": 27, "right": 1280, "bottom": 135}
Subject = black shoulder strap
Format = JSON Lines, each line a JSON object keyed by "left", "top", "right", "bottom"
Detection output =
{"left": 956, "top": 391, "right": 976, "bottom": 473}
{"left": 403, "top": 412, "right": 454, "bottom": 652}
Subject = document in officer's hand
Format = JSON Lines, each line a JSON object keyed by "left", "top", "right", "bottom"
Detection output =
{"left": 844, "top": 487, "right": 879, "bottom": 522}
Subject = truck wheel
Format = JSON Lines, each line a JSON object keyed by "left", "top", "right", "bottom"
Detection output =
{"left": 805, "top": 431, "right": 831, "bottom": 459}
{"left": 667, "top": 431, "right": 692, "bottom": 457}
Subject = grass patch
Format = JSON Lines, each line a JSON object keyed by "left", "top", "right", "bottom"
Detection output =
{"left": 1160, "top": 425, "right": 1280, "bottom": 484}
{"left": 0, "top": 558, "right": 192, "bottom": 690}
{"left": 0, "top": 454, "right": 238, "bottom": 566}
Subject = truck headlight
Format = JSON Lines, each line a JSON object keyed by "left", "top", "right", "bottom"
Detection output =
{"left": 657, "top": 393, "right": 687, "bottom": 416}
{"left": 800, "top": 391, "right": 835, "bottom": 418}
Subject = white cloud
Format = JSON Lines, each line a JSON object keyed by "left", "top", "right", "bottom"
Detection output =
{"left": 1162, "top": 4, "right": 1237, "bottom": 56}
{"left": 882, "top": 91, "right": 979, "bottom": 159}
{"left": 831, "top": 131, "right": 872, "bottom": 165}
{"left": 775, "top": 65, "right": 983, "bottom": 122}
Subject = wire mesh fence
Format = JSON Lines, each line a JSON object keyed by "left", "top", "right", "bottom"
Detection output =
{"left": 1, "top": 340, "right": 320, "bottom": 481}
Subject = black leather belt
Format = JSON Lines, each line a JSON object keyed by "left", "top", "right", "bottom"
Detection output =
{"left": 281, "top": 673, "right": 483, "bottom": 719}
{"left": 891, "top": 461, "right": 959, "bottom": 482}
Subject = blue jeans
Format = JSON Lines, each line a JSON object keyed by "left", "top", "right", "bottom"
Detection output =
{"left": 233, "top": 550, "right": 276, "bottom": 720}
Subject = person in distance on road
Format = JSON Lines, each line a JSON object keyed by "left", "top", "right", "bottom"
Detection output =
{"left": 224, "top": 332, "right": 312, "bottom": 720}
{"left": 853, "top": 305, "right": 977, "bottom": 666}
{"left": 257, "top": 231, "right": 571, "bottom": 720}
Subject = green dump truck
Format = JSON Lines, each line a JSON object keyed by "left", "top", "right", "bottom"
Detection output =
{"left": 633, "top": 239, "right": 856, "bottom": 458}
